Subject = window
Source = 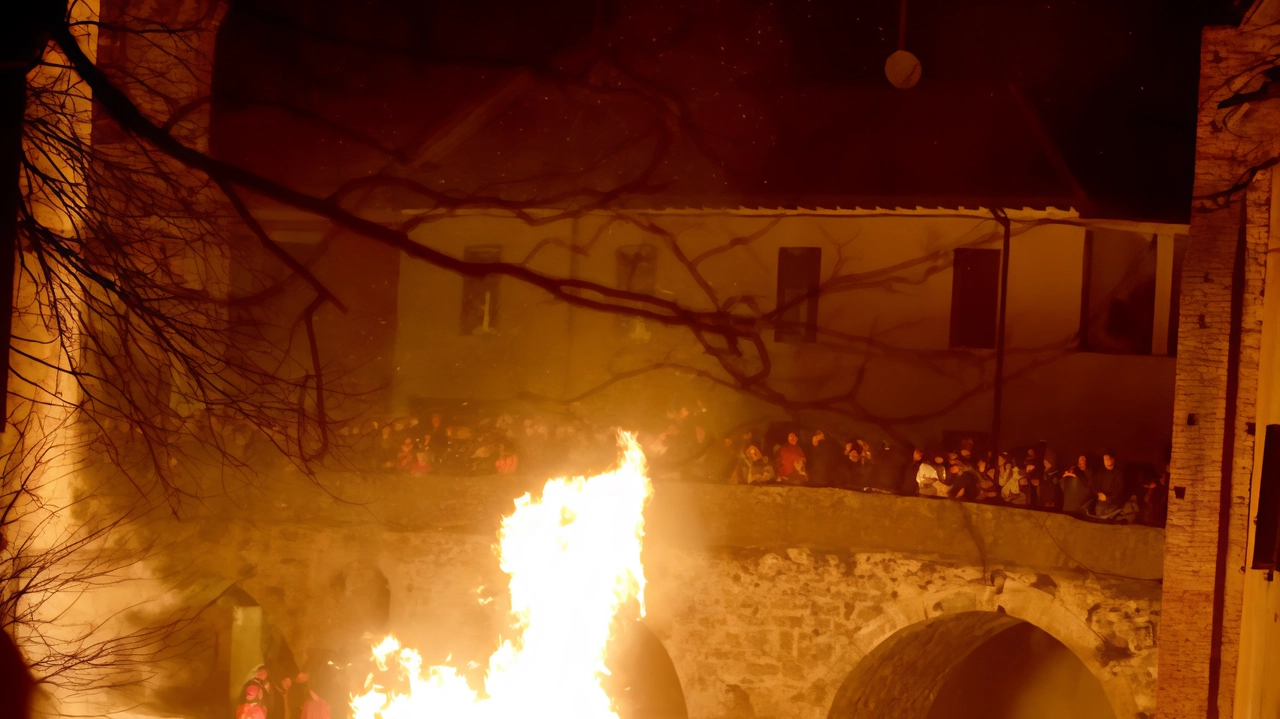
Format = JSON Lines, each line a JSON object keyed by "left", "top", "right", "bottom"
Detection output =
{"left": 775, "top": 247, "right": 821, "bottom": 343}
{"left": 616, "top": 244, "right": 657, "bottom": 293}
{"left": 1253, "top": 424, "right": 1280, "bottom": 571}
{"left": 461, "top": 245, "right": 501, "bottom": 335}
{"left": 616, "top": 245, "right": 657, "bottom": 341}
{"left": 949, "top": 248, "right": 1001, "bottom": 350}
{"left": 1079, "top": 229, "right": 1157, "bottom": 354}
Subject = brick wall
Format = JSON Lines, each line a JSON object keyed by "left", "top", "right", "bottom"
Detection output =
{"left": 1156, "top": 22, "right": 1280, "bottom": 719}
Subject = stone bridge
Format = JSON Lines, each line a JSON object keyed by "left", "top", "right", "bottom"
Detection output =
{"left": 180, "top": 475, "right": 1162, "bottom": 719}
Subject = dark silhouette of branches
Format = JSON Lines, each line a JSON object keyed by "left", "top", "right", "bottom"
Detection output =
{"left": 0, "top": 405, "right": 192, "bottom": 708}
{"left": 50, "top": 11, "right": 1122, "bottom": 442}
{"left": 3, "top": 3, "right": 1179, "bottom": 711}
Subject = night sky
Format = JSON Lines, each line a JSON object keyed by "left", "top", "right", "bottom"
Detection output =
{"left": 215, "top": 0, "right": 1247, "bottom": 221}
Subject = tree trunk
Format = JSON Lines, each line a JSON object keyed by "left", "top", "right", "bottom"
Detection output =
{"left": 0, "top": 2, "right": 56, "bottom": 423}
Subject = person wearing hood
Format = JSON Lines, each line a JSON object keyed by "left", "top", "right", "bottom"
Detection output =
{"left": 1038, "top": 449, "right": 1064, "bottom": 510}
{"left": 1061, "top": 454, "right": 1093, "bottom": 514}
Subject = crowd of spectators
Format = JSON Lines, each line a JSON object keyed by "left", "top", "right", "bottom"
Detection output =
{"left": 721, "top": 427, "right": 1168, "bottom": 527}
{"left": 356, "top": 406, "right": 620, "bottom": 479}
{"left": 356, "top": 403, "right": 1167, "bottom": 527}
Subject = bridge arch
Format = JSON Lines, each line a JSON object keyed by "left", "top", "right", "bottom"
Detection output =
{"left": 822, "top": 582, "right": 1145, "bottom": 719}
{"left": 607, "top": 620, "right": 689, "bottom": 719}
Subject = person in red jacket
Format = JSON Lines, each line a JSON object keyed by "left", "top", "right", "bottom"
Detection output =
{"left": 775, "top": 432, "right": 807, "bottom": 484}
{"left": 237, "top": 684, "right": 267, "bottom": 719}
{"left": 299, "top": 687, "right": 331, "bottom": 719}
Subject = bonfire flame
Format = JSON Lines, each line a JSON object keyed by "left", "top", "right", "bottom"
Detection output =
{"left": 352, "top": 432, "right": 653, "bottom": 719}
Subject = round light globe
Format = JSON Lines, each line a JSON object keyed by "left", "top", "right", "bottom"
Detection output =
{"left": 885, "top": 50, "right": 922, "bottom": 89}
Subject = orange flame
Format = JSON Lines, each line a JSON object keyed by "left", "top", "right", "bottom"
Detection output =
{"left": 351, "top": 432, "right": 652, "bottom": 719}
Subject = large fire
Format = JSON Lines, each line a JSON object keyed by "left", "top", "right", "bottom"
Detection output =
{"left": 351, "top": 432, "right": 653, "bottom": 719}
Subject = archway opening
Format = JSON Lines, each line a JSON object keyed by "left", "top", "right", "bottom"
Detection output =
{"left": 150, "top": 584, "right": 300, "bottom": 719}
{"left": 926, "top": 622, "right": 1113, "bottom": 719}
{"left": 604, "top": 620, "right": 689, "bottom": 719}
{"left": 828, "top": 612, "right": 1116, "bottom": 719}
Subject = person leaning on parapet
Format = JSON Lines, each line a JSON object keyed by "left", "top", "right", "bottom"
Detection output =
{"left": 845, "top": 440, "right": 875, "bottom": 491}
{"left": 807, "top": 430, "right": 846, "bottom": 488}
{"left": 997, "top": 451, "right": 1028, "bottom": 506}
{"left": 1086, "top": 450, "right": 1126, "bottom": 521}
{"left": 915, "top": 449, "right": 944, "bottom": 496}
{"left": 905, "top": 447, "right": 932, "bottom": 496}
{"left": 706, "top": 435, "right": 740, "bottom": 484}
{"left": 1138, "top": 462, "right": 1170, "bottom": 527}
{"left": 1039, "top": 449, "right": 1064, "bottom": 511}
{"left": 928, "top": 452, "right": 951, "bottom": 496}
{"left": 733, "top": 442, "right": 776, "bottom": 485}
{"left": 976, "top": 454, "right": 1000, "bottom": 501}
{"left": 775, "top": 431, "right": 807, "bottom": 483}
{"left": 1061, "top": 454, "right": 1093, "bottom": 515}
{"left": 1024, "top": 458, "right": 1046, "bottom": 508}
{"left": 945, "top": 457, "right": 979, "bottom": 500}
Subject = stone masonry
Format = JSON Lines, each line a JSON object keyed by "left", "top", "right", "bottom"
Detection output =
{"left": 163, "top": 477, "right": 1164, "bottom": 719}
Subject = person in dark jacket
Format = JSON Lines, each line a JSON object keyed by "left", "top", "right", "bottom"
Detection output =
{"left": 845, "top": 441, "right": 873, "bottom": 490}
{"left": 240, "top": 666, "right": 287, "bottom": 719}
{"left": 807, "top": 430, "right": 847, "bottom": 488}
{"left": 1061, "top": 454, "right": 1093, "bottom": 514}
{"left": 1025, "top": 462, "right": 1047, "bottom": 508}
{"left": 1038, "top": 449, "right": 1064, "bottom": 510}
{"left": 946, "top": 458, "right": 981, "bottom": 500}
{"left": 975, "top": 455, "right": 999, "bottom": 501}
{"left": 872, "top": 440, "right": 906, "bottom": 493}
{"left": 1088, "top": 451, "right": 1126, "bottom": 520}
{"left": 1139, "top": 463, "right": 1170, "bottom": 527}
{"left": 707, "top": 436, "right": 740, "bottom": 483}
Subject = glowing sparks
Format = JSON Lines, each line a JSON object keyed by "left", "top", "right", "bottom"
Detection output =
{"left": 351, "top": 432, "right": 653, "bottom": 719}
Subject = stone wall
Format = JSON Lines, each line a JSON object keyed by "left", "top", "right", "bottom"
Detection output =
{"left": 648, "top": 547, "right": 1158, "bottom": 719}
{"left": 159, "top": 476, "right": 1163, "bottom": 719}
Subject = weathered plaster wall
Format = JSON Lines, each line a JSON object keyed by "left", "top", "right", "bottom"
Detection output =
{"left": 394, "top": 210, "right": 1177, "bottom": 462}
{"left": 165, "top": 477, "right": 1163, "bottom": 719}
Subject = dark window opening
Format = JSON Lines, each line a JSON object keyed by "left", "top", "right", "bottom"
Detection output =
{"left": 775, "top": 247, "right": 821, "bottom": 343}
{"left": 461, "top": 245, "right": 501, "bottom": 335}
{"left": 1252, "top": 424, "right": 1280, "bottom": 571}
{"left": 949, "top": 248, "right": 1001, "bottom": 350}
{"left": 616, "top": 244, "right": 657, "bottom": 294}
{"left": 1080, "top": 229, "right": 1157, "bottom": 354}
{"left": 616, "top": 245, "right": 657, "bottom": 341}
